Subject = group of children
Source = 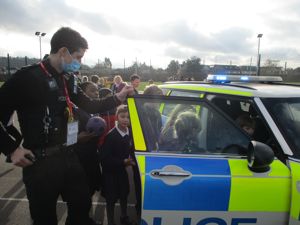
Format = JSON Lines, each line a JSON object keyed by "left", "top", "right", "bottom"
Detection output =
{"left": 77, "top": 80, "right": 257, "bottom": 225}
{"left": 76, "top": 81, "right": 136, "bottom": 225}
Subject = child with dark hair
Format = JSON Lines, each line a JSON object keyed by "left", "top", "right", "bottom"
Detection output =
{"left": 142, "top": 85, "right": 163, "bottom": 150}
{"left": 100, "top": 105, "right": 135, "bottom": 225}
{"left": 74, "top": 81, "right": 102, "bottom": 196}
{"left": 98, "top": 88, "right": 117, "bottom": 146}
{"left": 236, "top": 114, "right": 256, "bottom": 137}
{"left": 91, "top": 74, "right": 100, "bottom": 88}
{"left": 130, "top": 74, "right": 140, "bottom": 95}
{"left": 174, "top": 111, "right": 201, "bottom": 152}
{"left": 160, "top": 104, "right": 195, "bottom": 146}
{"left": 160, "top": 111, "right": 201, "bottom": 153}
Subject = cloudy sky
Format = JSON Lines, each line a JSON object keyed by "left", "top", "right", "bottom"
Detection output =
{"left": 1, "top": 0, "right": 300, "bottom": 69}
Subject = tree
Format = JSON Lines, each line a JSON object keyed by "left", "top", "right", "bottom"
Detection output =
{"left": 179, "top": 56, "right": 204, "bottom": 80}
{"left": 104, "top": 57, "right": 112, "bottom": 69}
{"left": 166, "top": 60, "right": 180, "bottom": 77}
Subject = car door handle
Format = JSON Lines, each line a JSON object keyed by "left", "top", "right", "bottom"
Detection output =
{"left": 151, "top": 171, "right": 190, "bottom": 177}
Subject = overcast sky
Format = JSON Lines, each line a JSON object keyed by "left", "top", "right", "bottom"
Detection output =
{"left": 1, "top": 0, "right": 300, "bottom": 69}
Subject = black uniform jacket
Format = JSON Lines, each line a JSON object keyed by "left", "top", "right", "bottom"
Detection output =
{"left": 0, "top": 59, "right": 120, "bottom": 155}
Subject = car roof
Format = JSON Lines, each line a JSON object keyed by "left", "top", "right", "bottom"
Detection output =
{"left": 159, "top": 81, "right": 300, "bottom": 98}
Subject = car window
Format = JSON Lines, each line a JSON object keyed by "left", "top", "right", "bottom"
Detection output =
{"left": 135, "top": 97, "right": 250, "bottom": 156}
{"left": 207, "top": 94, "right": 254, "bottom": 120}
{"left": 263, "top": 97, "right": 300, "bottom": 159}
{"left": 170, "top": 90, "right": 202, "bottom": 97}
{"left": 206, "top": 94, "right": 273, "bottom": 143}
{"left": 204, "top": 94, "right": 289, "bottom": 162}
{"left": 161, "top": 90, "right": 203, "bottom": 116}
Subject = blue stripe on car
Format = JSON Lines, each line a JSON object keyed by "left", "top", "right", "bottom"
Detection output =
{"left": 143, "top": 156, "right": 231, "bottom": 211}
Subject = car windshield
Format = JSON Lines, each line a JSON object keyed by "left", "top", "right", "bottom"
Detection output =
{"left": 262, "top": 97, "right": 300, "bottom": 159}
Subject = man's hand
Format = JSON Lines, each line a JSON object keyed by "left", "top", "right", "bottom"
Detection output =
{"left": 11, "top": 147, "right": 35, "bottom": 167}
{"left": 115, "top": 85, "right": 134, "bottom": 102}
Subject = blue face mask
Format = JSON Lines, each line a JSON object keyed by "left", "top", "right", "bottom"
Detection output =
{"left": 62, "top": 51, "right": 81, "bottom": 73}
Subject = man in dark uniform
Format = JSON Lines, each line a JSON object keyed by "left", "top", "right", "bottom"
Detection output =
{"left": 0, "top": 27, "right": 133, "bottom": 225}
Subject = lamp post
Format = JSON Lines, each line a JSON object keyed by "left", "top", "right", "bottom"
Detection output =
{"left": 35, "top": 31, "right": 46, "bottom": 60}
{"left": 257, "top": 33, "right": 263, "bottom": 76}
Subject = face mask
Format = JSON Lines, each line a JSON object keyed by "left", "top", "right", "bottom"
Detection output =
{"left": 62, "top": 50, "right": 81, "bottom": 73}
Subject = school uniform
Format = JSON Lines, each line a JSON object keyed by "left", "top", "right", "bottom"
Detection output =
{"left": 100, "top": 126, "right": 134, "bottom": 202}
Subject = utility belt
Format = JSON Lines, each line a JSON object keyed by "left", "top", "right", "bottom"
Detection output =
{"left": 32, "top": 144, "right": 74, "bottom": 159}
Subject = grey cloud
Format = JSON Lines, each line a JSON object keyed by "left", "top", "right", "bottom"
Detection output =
{"left": 263, "top": 15, "right": 300, "bottom": 40}
{"left": 212, "top": 54, "right": 241, "bottom": 64}
{"left": 2, "top": 0, "right": 299, "bottom": 67}
{"left": 164, "top": 45, "right": 199, "bottom": 59}
{"left": 212, "top": 28, "right": 253, "bottom": 54}
{"left": 105, "top": 20, "right": 212, "bottom": 49}
{"left": 0, "top": 0, "right": 254, "bottom": 59}
{"left": 0, "top": 0, "right": 35, "bottom": 33}
{"left": 74, "top": 12, "right": 111, "bottom": 34}
{"left": 260, "top": 1, "right": 300, "bottom": 39}
{"left": 0, "top": 0, "right": 111, "bottom": 35}
{"left": 110, "top": 20, "right": 254, "bottom": 56}
{"left": 154, "top": 22, "right": 254, "bottom": 55}
{"left": 161, "top": 24, "right": 254, "bottom": 59}
{"left": 149, "top": 21, "right": 216, "bottom": 51}
{"left": 264, "top": 47, "right": 300, "bottom": 61}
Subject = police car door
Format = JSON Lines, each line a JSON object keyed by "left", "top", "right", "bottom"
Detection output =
{"left": 257, "top": 97, "right": 300, "bottom": 225}
{"left": 127, "top": 95, "right": 290, "bottom": 225}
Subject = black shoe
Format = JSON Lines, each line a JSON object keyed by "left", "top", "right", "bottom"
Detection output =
{"left": 120, "top": 216, "right": 134, "bottom": 225}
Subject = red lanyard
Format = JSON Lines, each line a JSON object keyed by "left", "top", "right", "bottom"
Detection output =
{"left": 40, "top": 62, "right": 52, "bottom": 77}
{"left": 62, "top": 76, "right": 74, "bottom": 121}
{"left": 40, "top": 62, "right": 74, "bottom": 121}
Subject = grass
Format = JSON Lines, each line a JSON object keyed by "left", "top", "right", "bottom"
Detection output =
{"left": 137, "top": 81, "right": 163, "bottom": 91}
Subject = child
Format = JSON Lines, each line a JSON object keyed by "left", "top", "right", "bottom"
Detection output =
{"left": 111, "top": 75, "right": 126, "bottom": 94}
{"left": 142, "top": 85, "right": 163, "bottom": 150}
{"left": 74, "top": 81, "right": 103, "bottom": 196}
{"left": 98, "top": 88, "right": 117, "bottom": 146}
{"left": 100, "top": 105, "right": 135, "bottom": 225}
{"left": 236, "top": 114, "right": 256, "bottom": 137}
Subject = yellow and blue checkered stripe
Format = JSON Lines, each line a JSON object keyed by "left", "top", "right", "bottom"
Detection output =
{"left": 136, "top": 155, "right": 290, "bottom": 212}
{"left": 290, "top": 161, "right": 300, "bottom": 222}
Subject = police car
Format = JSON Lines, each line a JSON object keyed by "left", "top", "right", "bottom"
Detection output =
{"left": 127, "top": 75, "right": 300, "bottom": 225}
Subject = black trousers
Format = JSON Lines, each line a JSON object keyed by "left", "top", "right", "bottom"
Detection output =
{"left": 22, "top": 149, "right": 92, "bottom": 225}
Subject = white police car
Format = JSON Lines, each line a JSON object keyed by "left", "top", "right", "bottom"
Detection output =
{"left": 127, "top": 75, "right": 300, "bottom": 225}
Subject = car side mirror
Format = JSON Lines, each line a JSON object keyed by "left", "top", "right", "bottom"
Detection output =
{"left": 247, "top": 141, "right": 274, "bottom": 173}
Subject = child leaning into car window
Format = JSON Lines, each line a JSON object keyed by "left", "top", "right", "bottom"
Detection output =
{"left": 100, "top": 104, "right": 136, "bottom": 225}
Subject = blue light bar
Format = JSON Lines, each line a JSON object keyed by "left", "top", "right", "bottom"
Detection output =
{"left": 216, "top": 75, "right": 227, "bottom": 81}
{"left": 240, "top": 76, "right": 249, "bottom": 81}
{"left": 207, "top": 74, "right": 283, "bottom": 83}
